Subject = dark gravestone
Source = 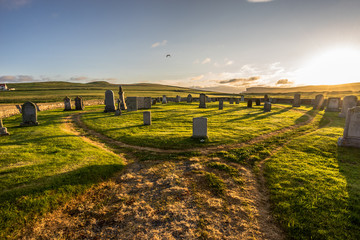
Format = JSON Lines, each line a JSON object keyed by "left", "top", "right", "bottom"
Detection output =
{"left": 264, "top": 101, "right": 271, "bottom": 112}
{"left": 152, "top": 99, "right": 157, "bottom": 105}
{"left": 338, "top": 106, "right": 360, "bottom": 148}
{"left": 219, "top": 99, "right": 224, "bottom": 110}
{"left": 229, "top": 98, "right": 234, "bottom": 104}
{"left": 293, "top": 94, "right": 301, "bottom": 107}
{"left": 247, "top": 99, "right": 253, "bottom": 108}
{"left": 187, "top": 94, "right": 193, "bottom": 103}
{"left": 75, "top": 96, "right": 84, "bottom": 110}
{"left": 255, "top": 99, "right": 261, "bottom": 106}
{"left": 127, "top": 97, "right": 138, "bottom": 111}
{"left": 64, "top": 96, "right": 72, "bottom": 111}
{"left": 143, "top": 111, "right": 151, "bottom": 125}
{"left": 199, "top": 93, "right": 206, "bottom": 108}
{"left": 20, "top": 102, "right": 39, "bottom": 126}
{"left": 0, "top": 119, "right": 10, "bottom": 136}
{"left": 144, "top": 97, "right": 152, "bottom": 109}
{"left": 235, "top": 98, "right": 240, "bottom": 104}
{"left": 104, "top": 90, "right": 116, "bottom": 112}
{"left": 115, "top": 99, "right": 122, "bottom": 116}
{"left": 175, "top": 95, "right": 181, "bottom": 103}
{"left": 118, "top": 85, "right": 127, "bottom": 110}
{"left": 339, "top": 95, "right": 358, "bottom": 118}
{"left": 264, "top": 94, "right": 269, "bottom": 102}
{"left": 313, "top": 94, "right": 324, "bottom": 110}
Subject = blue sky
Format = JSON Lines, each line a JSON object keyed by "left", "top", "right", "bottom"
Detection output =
{"left": 1, "top": 0, "right": 360, "bottom": 92}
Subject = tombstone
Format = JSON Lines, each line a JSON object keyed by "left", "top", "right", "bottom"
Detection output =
{"left": 313, "top": 94, "right": 325, "bottom": 110}
{"left": 143, "top": 111, "right": 151, "bottom": 125}
{"left": 0, "top": 119, "right": 10, "bottom": 136}
{"left": 144, "top": 97, "right": 152, "bottom": 109}
{"left": 104, "top": 90, "right": 116, "bottom": 112}
{"left": 118, "top": 85, "right": 127, "bottom": 110}
{"left": 75, "top": 96, "right": 84, "bottom": 110}
{"left": 152, "top": 99, "right": 157, "bottom": 105}
{"left": 137, "top": 97, "right": 145, "bottom": 109}
{"left": 247, "top": 99, "right": 253, "bottom": 108}
{"left": 339, "top": 95, "right": 358, "bottom": 118}
{"left": 20, "top": 102, "right": 39, "bottom": 126}
{"left": 187, "top": 94, "right": 193, "bottom": 103}
{"left": 235, "top": 98, "right": 240, "bottom": 104}
{"left": 264, "top": 101, "right": 271, "bottom": 112}
{"left": 115, "top": 99, "right": 122, "bottom": 116}
{"left": 293, "top": 94, "right": 301, "bottom": 107}
{"left": 338, "top": 106, "right": 360, "bottom": 148}
{"left": 127, "top": 97, "right": 138, "bottom": 111}
{"left": 229, "top": 98, "right": 234, "bottom": 104}
{"left": 255, "top": 99, "right": 261, "bottom": 106}
{"left": 264, "top": 94, "right": 269, "bottom": 102}
{"left": 162, "top": 95, "right": 167, "bottom": 104}
{"left": 63, "top": 96, "right": 72, "bottom": 111}
{"left": 241, "top": 96, "right": 244, "bottom": 102}
{"left": 219, "top": 99, "right": 224, "bottom": 110}
{"left": 175, "top": 95, "right": 181, "bottom": 103}
{"left": 192, "top": 117, "right": 208, "bottom": 138}
{"left": 199, "top": 93, "right": 206, "bottom": 108}
{"left": 325, "top": 97, "right": 341, "bottom": 112}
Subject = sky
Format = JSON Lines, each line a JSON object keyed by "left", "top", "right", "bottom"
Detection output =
{"left": 1, "top": 0, "right": 360, "bottom": 92}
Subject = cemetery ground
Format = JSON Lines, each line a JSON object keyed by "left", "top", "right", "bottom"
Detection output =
{"left": 0, "top": 102, "right": 359, "bottom": 239}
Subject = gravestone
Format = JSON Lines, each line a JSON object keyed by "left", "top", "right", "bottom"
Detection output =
{"left": 0, "top": 119, "right": 10, "bottom": 136}
{"left": 20, "top": 102, "right": 39, "bottom": 126}
{"left": 339, "top": 95, "right": 358, "bottom": 118}
{"left": 247, "top": 99, "right": 253, "bottom": 108}
{"left": 63, "top": 96, "right": 72, "bottom": 111}
{"left": 235, "top": 98, "right": 240, "bottom": 104}
{"left": 192, "top": 117, "right": 208, "bottom": 138}
{"left": 325, "top": 97, "right": 341, "bottom": 112}
{"left": 162, "top": 95, "right": 167, "bottom": 104}
{"left": 241, "top": 96, "right": 244, "bottom": 102}
{"left": 255, "top": 99, "right": 261, "bottom": 106}
{"left": 338, "top": 106, "right": 360, "bottom": 148}
{"left": 219, "top": 99, "right": 224, "bottom": 110}
{"left": 143, "top": 111, "right": 151, "bottom": 125}
{"left": 137, "top": 97, "right": 145, "bottom": 109}
{"left": 115, "top": 99, "right": 122, "bottom": 116}
{"left": 264, "top": 101, "right": 271, "bottom": 112}
{"left": 127, "top": 97, "right": 138, "bottom": 111}
{"left": 187, "top": 94, "right": 193, "bottom": 103}
{"left": 152, "top": 99, "right": 157, "bottom": 105}
{"left": 199, "top": 93, "right": 206, "bottom": 108}
{"left": 104, "top": 90, "right": 116, "bottom": 112}
{"left": 313, "top": 94, "right": 324, "bottom": 110}
{"left": 75, "top": 96, "right": 84, "bottom": 110}
{"left": 229, "top": 98, "right": 234, "bottom": 104}
{"left": 175, "top": 95, "right": 181, "bottom": 103}
{"left": 144, "top": 97, "right": 152, "bottom": 109}
{"left": 118, "top": 85, "right": 127, "bottom": 110}
{"left": 293, "top": 94, "right": 301, "bottom": 107}
{"left": 264, "top": 94, "right": 269, "bottom": 102}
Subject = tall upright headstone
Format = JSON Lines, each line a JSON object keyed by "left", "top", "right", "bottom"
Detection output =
{"left": 144, "top": 97, "right": 152, "bottom": 109}
{"left": 127, "top": 97, "right": 138, "bottom": 111}
{"left": 162, "top": 95, "right": 167, "bottom": 104}
{"left": 192, "top": 117, "right": 208, "bottom": 138}
{"left": 219, "top": 99, "right": 224, "bottom": 110}
{"left": 0, "top": 119, "right": 10, "bottom": 136}
{"left": 187, "top": 94, "right": 193, "bottom": 103}
{"left": 152, "top": 98, "right": 157, "bottom": 105}
{"left": 199, "top": 93, "right": 206, "bottom": 108}
{"left": 339, "top": 95, "right": 358, "bottom": 118}
{"left": 175, "top": 95, "right": 181, "bottom": 103}
{"left": 255, "top": 99, "right": 261, "bottom": 106}
{"left": 313, "top": 94, "right": 324, "bottom": 110}
{"left": 20, "top": 102, "right": 39, "bottom": 126}
{"left": 118, "top": 85, "right": 127, "bottom": 110}
{"left": 325, "top": 97, "right": 341, "bottom": 112}
{"left": 63, "top": 96, "right": 72, "bottom": 111}
{"left": 143, "top": 111, "right": 151, "bottom": 125}
{"left": 338, "top": 106, "right": 360, "bottom": 148}
{"left": 293, "top": 94, "right": 301, "bottom": 107}
{"left": 247, "top": 99, "right": 253, "bottom": 108}
{"left": 75, "top": 96, "right": 84, "bottom": 110}
{"left": 104, "top": 90, "right": 116, "bottom": 112}
{"left": 264, "top": 101, "right": 271, "bottom": 112}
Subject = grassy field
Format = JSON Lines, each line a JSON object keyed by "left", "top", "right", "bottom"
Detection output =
{"left": 0, "top": 109, "right": 125, "bottom": 238}
{"left": 80, "top": 102, "right": 311, "bottom": 149}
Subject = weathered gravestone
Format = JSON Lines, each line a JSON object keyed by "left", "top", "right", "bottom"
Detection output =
{"left": 137, "top": 97, "right": 145, "bottom": 109}
{"left": 199, "top": 93, "right": 206, "bottom": 108}
{"left": 264, "top": 101, "right": 271, "bottom": 112}
{"left": 175, "top": 95, "right": 181, "bottom": 103}
{"left": 219, "top": 99, "right": 224, "bottom": 110}
{"left": 152, "top": 99, "right": 157, "bottom": 105}
{"left": 187, "top": 94, "right": 193, "bottom": 103}
{"left": 229, "top": 98, "right": 234, "bottom": 104}
{"left": 0, "top": 119, "right": 10, "bottom": 136}
{"left": 144, "top": 97, "right": 152, "bottom": 109}
{"left": 20, "top": 102, "right": 39, "bottom": 126}
{"left": 115, "top": 100, "right": 122, "bottom": 116}
{"left": 75, "top": 96, "right": 84, "bottom": 110}
{"left": 162, "top": 95, "right": 167, "bottom": 104}
{"left": 241, "top": 96, "right": 244, "bottom": 102}
{"left": 192, "top": 117, "right": 208, "bottom": 138}
{"left": 325, "top": 97, "right": 341, "bottom": 112}
{"left": 247, "top": 99, "right": 253, "bottom": 108}
{"left": 118, "top": 85, "right": 127, "bottom": 110}
{"left": 313, "top": 94, "right": 324, "bottom": 110}
{"left": 264, "top": 94, "right": 269, "bottom": 102}
{"left": 127, "top": 97, "right": 138, "bottom": 111}
{"left": 235, "top": 98, "right": 240, "bottom": 104}
{"left": 143, "top": 111, "right": 151, "bottom": 125}
{"left": 339, "top": 95, "right": 358, "bottom": 118}
{"left": 104, "top": 90, "right": 116, "bottom": 112}
{"left": 63, "top": 96, "right": 72, "bottom": 111}
{"left": 338, "top": 106, "right": 360, "bottom": 148}
{"left": 293, "top": 94, "right": 301, "bottom": 107}
{"left": 255, "top": 99, "right": 261, "bottom": 106}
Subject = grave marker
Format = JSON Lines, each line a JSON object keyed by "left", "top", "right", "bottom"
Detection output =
{"left": 339, "top": 95, "right": 358, "bottom": 118}
{"left": 192, "top": 117, "right": 208, "bottom": 138}
{"left": 104, "top": 90, "right": 116, "bottom": 112}
{"left": 20, "top": 101, "right": 39, "bottom": 126}
{"left": 338, "top": 106, "right": 360, "bottom": 148}
{"left": 313, "top": 94, "right": 324, "bottom": 110}
{"left": 219, "top": 99, "right": 224, "bottom": 110}
{"left": 199, "top": 93, "right": 206, "bottom": 108}
{"left": 247, "top": 99, "right": 253, "bottom": 108}
{"left": 63, "top": 96, "right": 72, "bottom": 111}
{"left": 293, "top": 94, "right": 301, "bottom": 107}
{"left": 187, "top": 94, "right": 193, "bottom": 103}
{"left": 162, "top": 95, "right": 167, "bottom": 104}
{"left": 75, "top": 96, "right": 84, "bottom": 110}
{"left": 118, "top": 85, "right": 127, "bottom": 110}
{"left": 264, "top": 101, "right": 271, "bottom": 112}
{"left": 0, "top": 119, "right": 10, "bottom": 136}
{"left": 143, "top": 111, "right": 151, "bottom": 125}
{"left": 325, "top": 97, "right": 341, "bottom": 112}
{"left": 255, "top": 99, "right": 261, "bottom": 106}
{"left": 127, "top": 97, "right": 138, "bottom": 111}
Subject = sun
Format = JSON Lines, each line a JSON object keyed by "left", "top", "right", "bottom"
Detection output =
{"left": 294, "top": 46, "right": 360, "bottom": 86}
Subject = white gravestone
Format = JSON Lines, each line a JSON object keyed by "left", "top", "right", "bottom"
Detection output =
{"left": 339, "top": 95, "right": 358, "bottom": 118}
{"left": 338, "top": 106, "right": 360, "bottom": 148}
{"left": 325, "top": 98, "right": 341, "bottom": 112}
{"left": 192, "top": 117, "right": 208, "bottom": 138}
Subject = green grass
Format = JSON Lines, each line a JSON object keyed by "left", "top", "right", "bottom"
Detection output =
{"left": 0, "top": 109, "right": 124, "bottom": 238}
{"left": 264, "top": 112, "right": 360, "bottom": 239}
{"left": 80, "top": 102, "right": 311, "bottom": 149}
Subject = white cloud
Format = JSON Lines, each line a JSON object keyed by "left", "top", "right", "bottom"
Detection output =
{"left": 201, "top": 58, "right": 211, "bottom": 64}
{"left": 0, "top": 75, "right": 34, "bottom": 82}
{"left": 151, "top": 40, "right": 167, "bottom": 48}
{"left": 225, "top": 60, "right": 234, "bottom": 66}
